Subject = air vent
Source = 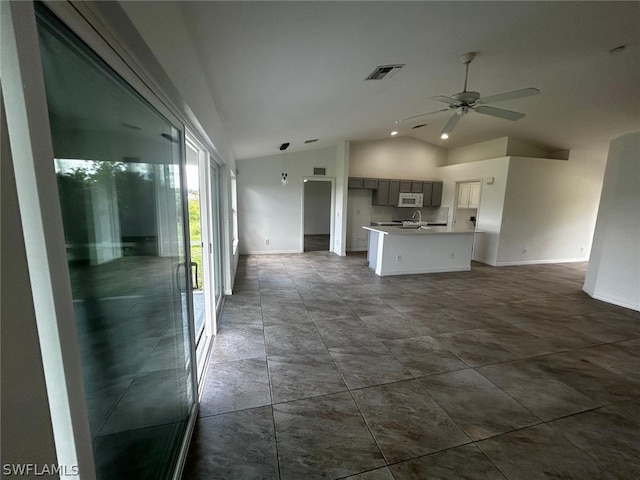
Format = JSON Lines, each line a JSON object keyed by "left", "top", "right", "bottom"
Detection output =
{"left": 411, "top": 123, "right": 428, "bottom": 129}
{"left": 365, "top": 64, "right": 404, "bottom": 80}
{"left": 304, "top": 139, "right": 318, "bottom": 144}
{"left": 313, "top": 167, "right": 326, "bottom": 176}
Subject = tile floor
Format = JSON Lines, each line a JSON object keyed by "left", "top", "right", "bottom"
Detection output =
{"left": 182, "top": 252, "right": 640, "bottom": 480}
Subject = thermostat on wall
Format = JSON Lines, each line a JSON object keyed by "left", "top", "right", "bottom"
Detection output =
{"left": 484, "top": 176, "right": 495, "bottom": 184}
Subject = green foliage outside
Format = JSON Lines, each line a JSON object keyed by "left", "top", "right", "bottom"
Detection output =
{"left": 188, "top": 192, "right": 204, "bottom": 290}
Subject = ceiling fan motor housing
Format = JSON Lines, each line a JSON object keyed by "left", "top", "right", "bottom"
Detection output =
{"left": 452, "top": 91, "right": 481, "bottom": 105}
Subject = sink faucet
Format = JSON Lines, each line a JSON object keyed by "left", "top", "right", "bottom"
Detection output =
{"left": 411, "top": 210, "right": 422, "bottom": 225}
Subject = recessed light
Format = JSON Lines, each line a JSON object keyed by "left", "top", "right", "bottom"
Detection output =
{"left": 390, "top": 131, "right": 399, "bottom": 136}
{"left": 440, "top": 133, "right": 449, "bottom": 140}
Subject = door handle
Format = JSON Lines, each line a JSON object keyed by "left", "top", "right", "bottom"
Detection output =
{"left": 190, "top": 261, "right": 199, "bottom": 290}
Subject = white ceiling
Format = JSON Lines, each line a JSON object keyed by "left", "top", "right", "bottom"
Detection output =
{"left": 176, "top": 1, "right": 640, "bottom": 160}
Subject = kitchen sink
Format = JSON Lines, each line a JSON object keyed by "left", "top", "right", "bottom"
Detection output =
{"left": 397, "top": 225, "right": 432, "bottom": 230}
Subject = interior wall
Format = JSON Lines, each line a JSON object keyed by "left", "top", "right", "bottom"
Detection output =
{"left": 349, "top": 135, "right": 446, "bottom": 178}
{"left": 346, "top": 189, "right": 373, "bottom": 251}
{"left": 584, "top": 132, "right": 640, "bottom": 311}
{"left": 446, "top": 137, "right": 509, "bottom": 165}
{"left": 304, "top": 181, "right": 332, "bottom": 235}
{"left": 237, "top": 146, "right": 337, "bottom": 254}
{"left": 1, "top": 90, "right": 59, "bottom": 473}
{"left": 498, "top": 153, "right": 604, "bottom": 265}
{"left": 438, "top": 157, "right": 511, "bottom": 265}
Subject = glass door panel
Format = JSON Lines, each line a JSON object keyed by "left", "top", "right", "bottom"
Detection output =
{"left": 36, "top": 6, "right": 195, "bottom": 479}
{"left": 210, "top": 164, "right": 224, "bottom": 313}
{"left": 186, "top": 141, "right": 206, "bottom": 345}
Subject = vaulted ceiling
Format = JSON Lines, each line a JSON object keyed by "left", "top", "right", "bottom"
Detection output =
{"left": 175, "top": 1, "right": 639, "bottom": 160}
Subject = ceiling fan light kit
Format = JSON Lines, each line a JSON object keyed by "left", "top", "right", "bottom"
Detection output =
{"left": 398, "top": 51, "right": 540, "bottom": 140}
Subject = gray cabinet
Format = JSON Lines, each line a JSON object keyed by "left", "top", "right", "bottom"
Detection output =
{"left": 348, "top": 177, "right": 363, "bottom": 189}
{"left": 388, "top": 180, "right": 400, "bottom": 206}
{"left": 411, "top": 181, "right": 423, "bottom": 193}
{"left": 422, "top": 182, "right": 433, "bottom": 207}
{"left": 363, "top": 178, "right": 379, "bottom": 189}
{"left": 372, "top": 179, "right": 389, "bottom": 205}
{"left": 399, "top": 180, "right": 412, "bottom": 193}
{"left": 431, "top": 182, "right": 443, "bottom": 207}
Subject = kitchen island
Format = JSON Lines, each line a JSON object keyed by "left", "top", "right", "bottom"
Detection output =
{"left": 363, "top": 225, "right": 481, "bottom": 276}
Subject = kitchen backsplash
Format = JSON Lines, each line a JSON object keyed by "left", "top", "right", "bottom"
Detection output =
{"left": 371, "top": 205, "right": 449, "bottom": 224}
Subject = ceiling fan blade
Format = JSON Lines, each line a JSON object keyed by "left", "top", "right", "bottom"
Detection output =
{"left": 474, "top": 105, "right": 525, "bottom": 121}
{"left": 396, "top": 108, "right": 450, "bottom": 123}
{"left": 429, "top": 95, "right": 457, "bottom": 105}
{"left": 440, "top": 111, "right": 462, "bottom": 137}
{"left": 477, "top": 88, "right": 540, "bottom": 105}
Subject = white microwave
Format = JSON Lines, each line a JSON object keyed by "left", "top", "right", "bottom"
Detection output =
{"left": 398, "top": 192, "right": 424, "bottom": 207}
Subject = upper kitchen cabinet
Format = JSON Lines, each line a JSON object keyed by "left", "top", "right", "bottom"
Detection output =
{"left": 372, "top": 179, "right": 389, "bottom": 205}
{"left": 399, "top": 180, "right": 412, "bottom": 193}
{"left": 349, "top": 177, "right": 379, "bottom": 189}
{"left": 363, "top": 178, "right": 379, "bottom": 189}
{"left": 422, "top": 182, "right": 433, "bottom": 206}
{"left": 411, "top": 181, "right": 423, "bottom": 193}
{"left": 457, "top": 181, "right": 480, "bottom": 208}
{"left": 431, "top": 182, "right": 443, "bottom": 207}
{"left": 388, "top": 180, "right": 401, "bottom": 206}
{"left": 348, "top": 177, "right": 364, "bottom": 189}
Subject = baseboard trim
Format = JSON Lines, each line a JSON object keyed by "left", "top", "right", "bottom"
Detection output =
{"left": 242, "top": 249, "right": 302, "bottom": 255}
{"left": 583, "top": 289, "right": 640, "bottom": 312}
{"left": 494, "top": 257, "right": 589, "bottom": 267}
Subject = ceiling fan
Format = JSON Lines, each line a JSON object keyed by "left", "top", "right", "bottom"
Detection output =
{"left": 398, "top": 52, "right": 540, "bottom": 139}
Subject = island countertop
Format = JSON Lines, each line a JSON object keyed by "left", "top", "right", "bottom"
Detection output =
{"left": 363, "top": 225, "right": 483, "bottom": 236}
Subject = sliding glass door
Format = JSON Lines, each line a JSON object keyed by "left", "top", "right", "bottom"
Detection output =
{"left": 37, "top": 6, "right": 195, "bottom": 479}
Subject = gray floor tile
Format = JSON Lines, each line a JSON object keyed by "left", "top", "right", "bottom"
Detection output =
{"left": 477, "top": 360, "right": 599, "bottom": 421}
{"left": 313, "top": 315, "right": 383, "bottom": 348}
{"left": 359, "top": 312, "right": 435, "bottom": 340}
{"left": 267, "top": 350, "right": 347, "bottom": 403}
{"left": 329, "top": 344, "right": 413, "bottom": 389}
{"left": 559, "top": 311, "right": 640, "bottom": 342}
{"left": 210, "top": 323, "right": 266, "bottom": 363}
{"left": 182, "top": 406, "right": 279, "bottom": 479}
{"left": 549, "top": 407, "right": 640, "bottom": 480}
{"left": 199, "top": 358, "right": 271, "bottom": 416}
{"left": 273, "top": 392, "right": 385, "bottom": 480}
{"left": 264, "top": 322, "right": 327, "bottom": 355}
{"left": 478, "top": 424, "right": 617, "bottom": 480}
{"left": 419, "top": 369, "right": 539, "bottom": 441}
{"left": 351, "top": 379, "right": 470, "bottom": 463}
{"left": 431, "top": 330, "right": 517, "bottom": 367}
{"left": 531, "top": 351, "right": 640, "bottom": 403}
{"left": 383, "top": 335, "right": 469, "bottom": 377}
{"left": 390, "top": 444, "right": 507, "bottom": 480}
{"left": 342, "top": 467, "right": 395, "bottom": 480}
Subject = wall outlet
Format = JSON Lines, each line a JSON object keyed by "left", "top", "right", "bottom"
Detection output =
{"left": 580, "top": 246, "right": 585, "bottom": 253}
{"left": 522, "top": 248, "right": 527, "bottom": 254}
{"left": 450, "top": 253, "right": 455, "bottom": 260}
{"left": 396, "top": 255, "right": 402, "bottom": 262}
{"left": 265, "top": 238, "right": 269, "bottom": 245}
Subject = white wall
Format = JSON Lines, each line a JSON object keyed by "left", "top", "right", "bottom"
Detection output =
{"left": 1, "top": 91, "right": 59, "bottom": 473}
{"left": 304, "top": 181, "right": 331, "bottom": 235}
{"left": 438, "top": 157, "right": 511, "bottom": 265}
{"left": 584, "top": 132, "right": 640, "bottom": 311}
{"left": 347, "top": 189, "right": 373, "bottom": 251}
{"left": 447, "top": 137, "right": 510, "bottom": 165}
{"left": 237, "top": 147, "right": 337, "bottom": 254}
{"left": 498, "top": 154, "right": 604, "bottom": 265}
{"left": 334, "top": 141, "right": 349, "bottom": 256}
{"left": 349, "top": 135, "right": 446, "bottom": 178}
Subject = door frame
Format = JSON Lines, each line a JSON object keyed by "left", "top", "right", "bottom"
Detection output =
{"left": 300, "top": 177, "right": 336, "bottom": 253}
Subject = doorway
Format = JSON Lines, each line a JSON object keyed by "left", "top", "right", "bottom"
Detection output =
{"left": 186, "top": 134, "right": 223, "bottom": 381}
{"left": 302, "top": 179, "right": 334, "bottom": 252}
